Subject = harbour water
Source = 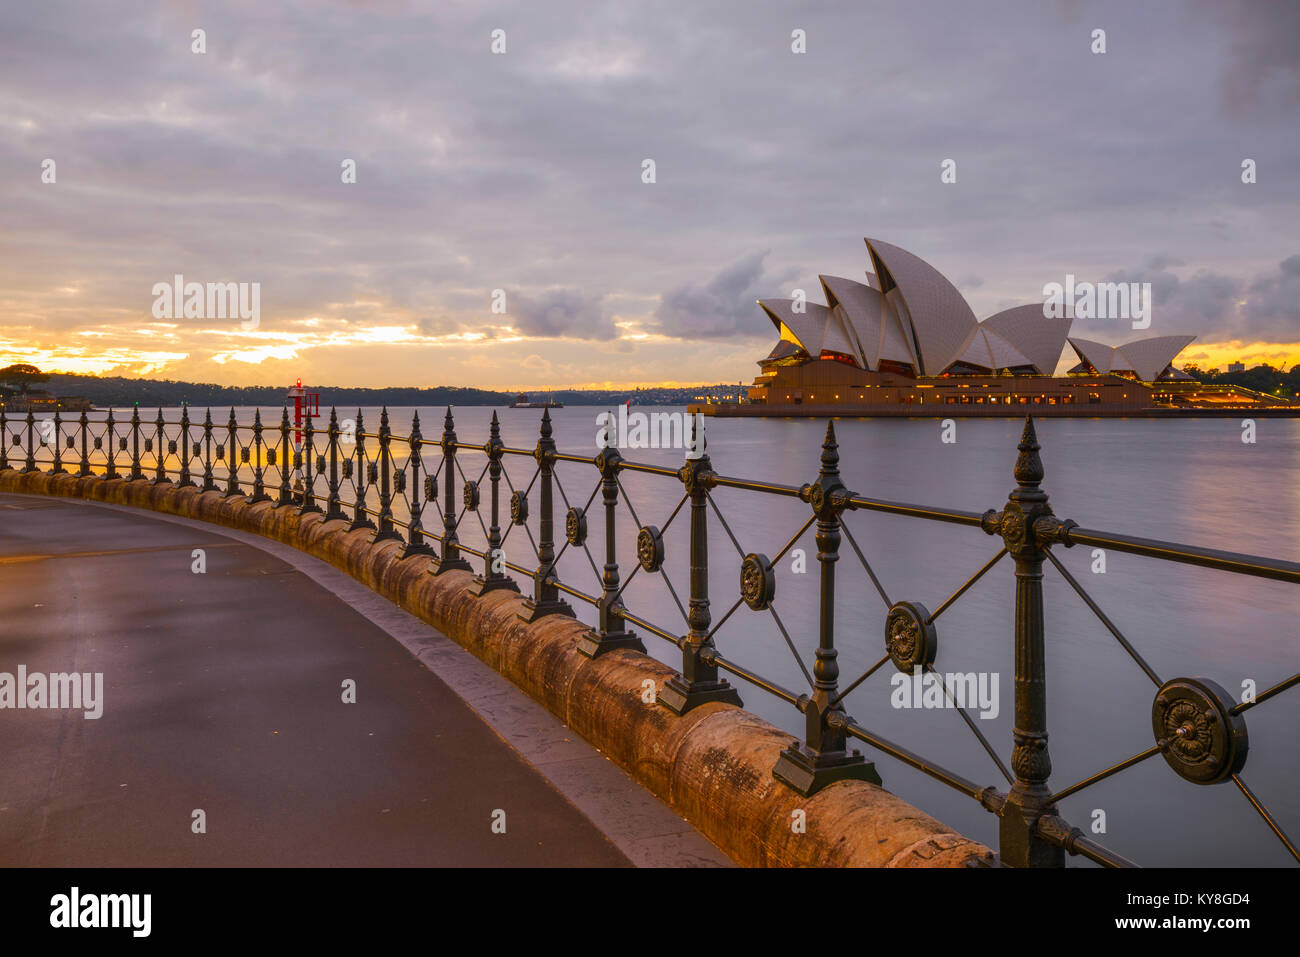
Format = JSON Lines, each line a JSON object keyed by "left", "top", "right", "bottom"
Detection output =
{"left": 96, "top": 406, "right": 1300, "bottom": 865}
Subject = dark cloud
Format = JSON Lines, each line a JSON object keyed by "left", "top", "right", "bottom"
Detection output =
{"left": 508, "top": 288, "right": 617, "bottom": 340}
{"left": 653, "top": 251, "right": 776, "bottom": 340}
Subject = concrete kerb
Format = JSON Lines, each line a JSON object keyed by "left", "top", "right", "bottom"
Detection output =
{"left": 0, "top": 467, "right": 992, "bottom": 868}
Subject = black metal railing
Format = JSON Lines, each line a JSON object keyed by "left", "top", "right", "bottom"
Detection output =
{"left": 2, "top": 402, "right": 1297, "bottom": 868}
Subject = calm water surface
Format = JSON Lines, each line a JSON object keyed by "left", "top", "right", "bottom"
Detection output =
{"left": 115, "top": 406, "right": 1300, "bottom": 866}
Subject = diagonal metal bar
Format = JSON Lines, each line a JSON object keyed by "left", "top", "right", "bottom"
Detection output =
{"left": 1231, "top": 774, "right": 1300, "bottom": 864}
{"left": 655, "top": 566, "right": 691, "bottom": 627}
{"left": 926, "top": 547, "right": 1007, "bottom": 624}
{"left": 767, "top": 604, "right": 815, "bottom": 691}
{"left": 925, "top": 665, "right": 1013, "bottom": 785}
{"left": 707, "top": 597, "right": 744, "bottom": 640}
{"left": 1231, "top": 671, "right": 1300, "bottom": 715}
{"left": 827, "top": 654, "right": 890, "bottom": 709}
{"left": 1047, "top": 746, "right": 1162, "bottom": 806}
{"left": 615, "top": 476, "right": 642, "bottom": 530}
{"left": 840, "top": 521, "right": 891, "bottom": 609}
{"left": 1043, "top": 547, "right": 1162, "bottom": 687}
{"left": 768, "top": 514, "right": 816, "bottom": 570}
{"left": 705, "top": 492, "right": 747, "bottom": 558}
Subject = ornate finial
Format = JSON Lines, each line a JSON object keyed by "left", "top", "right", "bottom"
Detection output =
{"left": 489, "top": 410, "right": 500, "bottom": 439}
{"left": 380, "top": 406, "right": 389, "bottom": 428}
{"left": 157, "top": 407, "right": 164, "bottom": 424}
{"left": 281, "top": 406, "right": 290, "bottom": 425}
{"left": 540, "top": 406, "right": 552, "bottom": 438}
{"left": 1014, "top": 415, "right": 1044, "bottom": 488}
{"left": 203, "top": 408, "right": 211, "bottom": 426}
{"left": 443, "top": 405, "right": 454, "bottom": 431}
{"left": 820, "top": 419, "right": 840, "bottom": 475}
{"left": 329, "top": 405, "right": 338, "bottom": 427}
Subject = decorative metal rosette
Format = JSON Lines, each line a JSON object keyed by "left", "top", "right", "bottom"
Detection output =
{"left": 367, "top": 461, "right": 378, "bottom": 484}
{"left": 885, "top": 601, "right": 938, "bottom": 672}
{"left": 10, "top": 435, "right": 19, "bottom": 447}
{"left": 636, "top": 525, "right": 664, "bottom": 572}
{"left": 342, "top": 458, "right": 353, "bottom": 479}
{"left": 1152, "top": 677, "right": 1247, "bottom": 785}
{"left": 168, "top": 440, "right": 177, "bottom": 454}
{"left": 566, "top": 506, "right": 587, "bottom": 546}
{"left": 316, "top": 454, "right": 326, "bottom": 474}
{"left": 145, "top": 439, "right": 153, "bottom": 453}
{"left": 240, "top": 447, "right": 250, "bottom": 463}
{"left": 266, "top": 448, "right": 276, "bottom": 465}
{"left": 510, "top": 490, "right": 528, "bottom": 525}
{"left": 294, "top": 452, "right": 303, "bottom": 469}
{"left": 740, "top": 553, "right": 775, "bottom": 611}
{"left": 66, "top": 435, "right": 76, "bottom": 449}
{"left": 808, "top": 482, "right": 826, "bottom": 514}
{"left": 423, "top": 475, "right": 436, "bottom": 500}
{"left": 93, "top": 437, "right": 103, "bottom": 450}
{"left": 463, "top": 480, "right": 479, "bottom": 510}
{"left": 394, "top": 470, "right": 406, "bottom": 493}
{"left": 119, "top": 437, "right": 128, "bottom": 451}
{"left": 215, "top": 444, "right": 225, "bottom": 460}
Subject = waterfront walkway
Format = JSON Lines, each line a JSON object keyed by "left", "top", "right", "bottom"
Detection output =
{"left": 0, "top": 493, "right": 729, "bottom": 867}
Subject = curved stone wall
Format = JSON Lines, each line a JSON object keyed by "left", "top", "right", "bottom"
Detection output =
{"left": 0, "top": 468, "right": 992, "bottom": 867}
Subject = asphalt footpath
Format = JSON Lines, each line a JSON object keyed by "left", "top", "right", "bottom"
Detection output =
{"left": 0, "top": 492, "right": 647, "bottom": 867}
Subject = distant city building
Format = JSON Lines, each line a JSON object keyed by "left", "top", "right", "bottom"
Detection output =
{"left": 1228, "top": 362, "right": 1245, "bottom": 373}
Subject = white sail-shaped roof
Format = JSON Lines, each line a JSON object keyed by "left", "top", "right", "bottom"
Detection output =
{"left": 758, "top": 299, "right": 828, "bottom": 356}
{"left": 821, "top": 275, "right": 884, "bottom": 369}
{"left": 865, "top": 238, "right": 978, "bottom": 375}
{"left": 1119, "top": 335, "right": 1197, "bottom": 382}
{"left": 952, "top": 326, "right": 1035, "bottom": 372}
{"left": 981, "top": 305, "right": 1073, "bottom": 375}
{"left": 1068, "top": 337, "right": 1117, "bottom": 374}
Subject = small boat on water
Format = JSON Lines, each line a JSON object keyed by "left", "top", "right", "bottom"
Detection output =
{"left": 508, "top": 393, "right": 564, "bottom": 409}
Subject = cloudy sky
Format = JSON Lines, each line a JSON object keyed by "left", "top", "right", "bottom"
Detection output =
{"left": 2, "top": 0, "right": 1297, "bottom": 388}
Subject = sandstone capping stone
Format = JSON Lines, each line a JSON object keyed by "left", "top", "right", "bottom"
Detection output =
{"left": 0, "top": 467, "right": 991, "bottom": 867}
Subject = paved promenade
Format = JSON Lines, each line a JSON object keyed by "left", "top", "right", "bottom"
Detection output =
{"left": 0, "top": 492, "right": 729, "bottom": 867}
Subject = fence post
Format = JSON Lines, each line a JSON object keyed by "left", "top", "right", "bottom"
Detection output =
{"left": 201, "top": 410, "right": 214, "bottom": 491}
{"left": 401, "top": 411, "right": 436, "bottom": 559}
{"left": 772, "top": 421, "right": 879, "bottom": 794}
{"left": 299, "top": 408, "right": 322, "bottom": 515}
{"left": 348, "top": 409, "right": 375, "bottom": 530}
{"left": 105, "top": 409, "right": 117, "bottom": 479}
{"left": 430, "top": 407, "right": 470, "bottom": 574}
{"left": 0, "top": 407, "right": 7, "bottom": 471}
{"left": 50, "top": 409, "right": 65, "bottom": 474}
{"left": 518, "top": 408, "right": 573, "bottom": 621}
{"left": 578, "top": 428, "right": 643, "bottom": 657}
{"left": 225, "top": 408, "right": 239, "bottom": 495}
{"left": 375, "top": 407, "right": 401, "bottom": 543}
{"left": 325, "top": 407, "right": 345, "bottom": 521}
{"left": 130, "top": 407, "right": 143, "bottom": 480}
{"left": 469, "top": 411, "right": 517, "bottom": 593}
{"left": 659, "top": 420, "right": 741, "bottom": 713}
{"left": 178, "top": 406, "right": 194, "bottom": 487}
{"left": 983, "top": 416, "right": 1065, "bottom": 867}
{"left": 23, "top": 411, "right": 37, "bottom": 473}
{"left": 249, "top": 409, "right": 270, "bottom": 502}
{"left": 78, "top": 409, "right": 91, "bottom": 476}
{"left": 276, "top": 407, "right": 293, "bottom": 505}
{"left": 154, "top": 408, "right": 168, "bottom": 482}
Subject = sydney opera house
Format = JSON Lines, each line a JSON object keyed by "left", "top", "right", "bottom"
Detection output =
{"left": 697, "top": 238, "right": 1292, "bottom": 417}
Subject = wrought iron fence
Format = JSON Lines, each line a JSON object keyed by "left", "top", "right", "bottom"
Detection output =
{"left": 2, "top": 402, "right": 1297, "bottom": 868}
